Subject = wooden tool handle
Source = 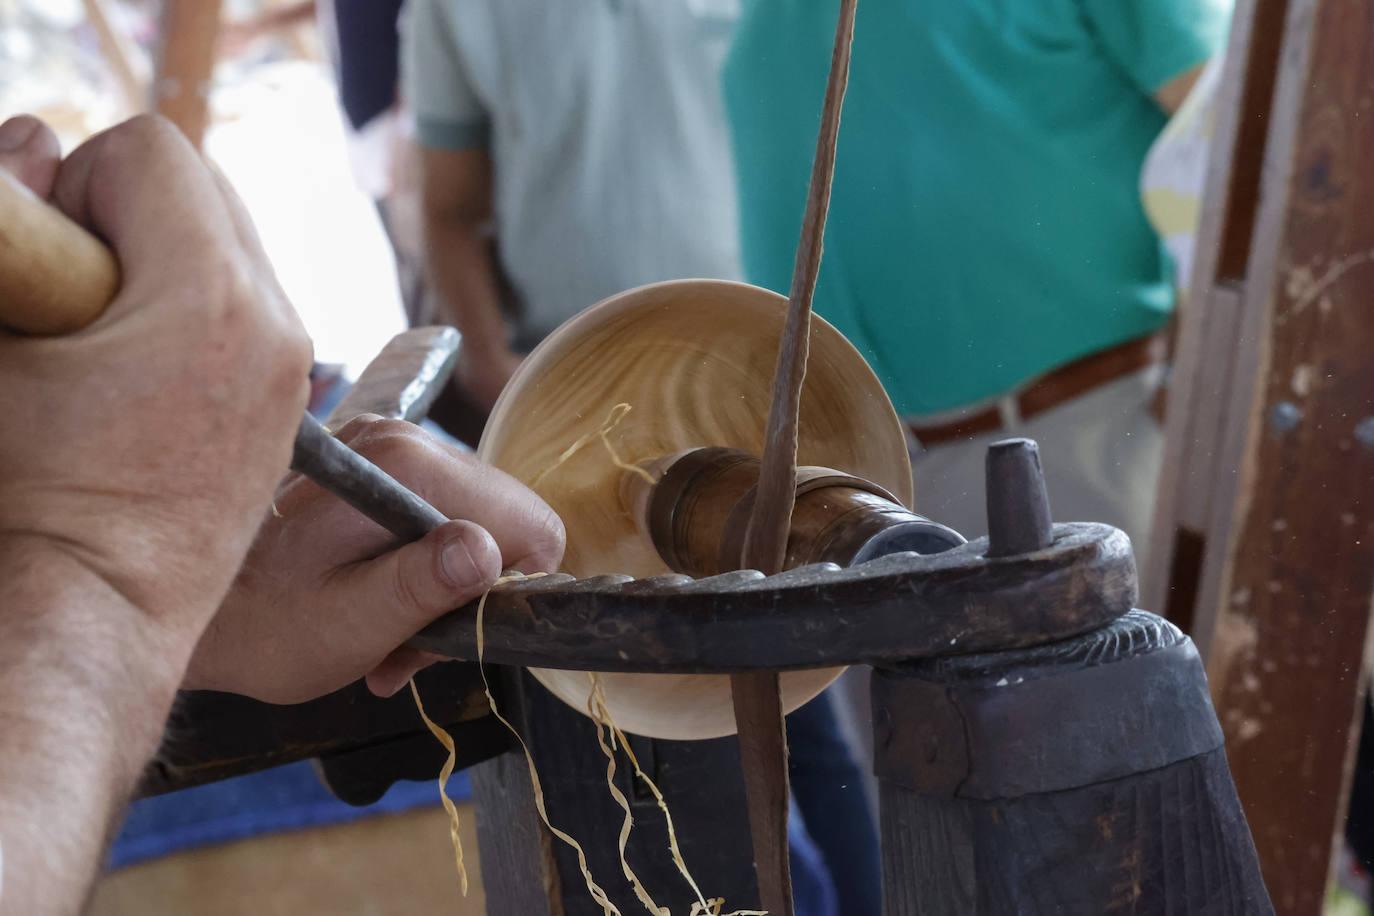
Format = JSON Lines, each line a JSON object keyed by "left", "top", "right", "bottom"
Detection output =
{"left": 0, "top": 168, "right": 120, "bottom": 334}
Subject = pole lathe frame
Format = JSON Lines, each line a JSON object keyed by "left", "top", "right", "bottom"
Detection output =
{"left": 136, "top": 326, "right": 1270, "bottom": 914}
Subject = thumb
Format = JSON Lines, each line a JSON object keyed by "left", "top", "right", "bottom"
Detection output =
{"left": 338, "top": 519, "right": 502, "bottom": 661}
{"left": 0, "top": 115, "right": 61, "bottom": 197}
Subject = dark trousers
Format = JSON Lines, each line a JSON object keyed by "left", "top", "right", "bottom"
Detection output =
{"left": 787, "top": 690, "right": 882, "bottom": 916}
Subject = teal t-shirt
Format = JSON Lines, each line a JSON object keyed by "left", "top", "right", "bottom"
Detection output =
{"left": 724, "top": 0, "right": 1231, "bottom": 415}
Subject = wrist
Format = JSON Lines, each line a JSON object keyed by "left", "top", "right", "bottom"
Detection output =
{"left": 0, "top": 540, "right": 189, "bottom": 913}
{"left": 0, "top": 537, "right": 194, "bottom": 713}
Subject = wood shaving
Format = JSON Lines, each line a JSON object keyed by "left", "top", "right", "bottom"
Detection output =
{"left": 584, "top": 672, "right": 670, "bottom": 914}
{"left": 408, "top": 679, "right": 470, "bottom": 896}
{"left": 586, "top": 672, "right": 765, "bottom": 916}
{"left": 411, "top": 408, "right": 771, "bottom": 913}
{"left": 530, "top": 402, "right": 655, "bottom": 489}
{"left": 475, "top": 576, "right": 623, "bottom": 914}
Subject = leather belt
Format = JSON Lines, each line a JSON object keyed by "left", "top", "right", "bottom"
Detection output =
{"left": 907, "top": 331, "right": 1169, "bottom": 448}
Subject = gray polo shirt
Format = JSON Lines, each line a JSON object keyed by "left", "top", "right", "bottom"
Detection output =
{"left": 402, "top": 0, "right": 743, "bottom": 341}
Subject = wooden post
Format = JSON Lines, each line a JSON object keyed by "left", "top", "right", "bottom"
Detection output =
{"left": 152, "top": 0, "right": 224, "bottom": 149}
{"left": 873, "top": 611, "right": 1271, "bottom": 914}
{"left": 1143, "top": 0, "right": 1374, "bottom": 909}
{"left": 1140, "top": 0, "right": 1291, "bottom": 629}
{"left": 468, "top": 670, "right": 561, "bottom": 916}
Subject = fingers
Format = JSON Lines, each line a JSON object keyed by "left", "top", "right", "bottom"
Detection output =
{"left": 333, "top": 416, "right": 566, "bottom": 574}
{"left": 46, "top": 115, "right": 242, "bottom": 293}
{"left": 227, "top": 417, "right": 563, "bottom": 704}
{"left": 332, "top": 518, "right": 502, "bottom": 670}
{"left": 38, "top": 114, "right": 312, "bottom": 456}
{"left": 0, "top": 116, "right": 61, "bottom": 197}
{"left": 364, "top": 646, "right": 446, "bottom": 698}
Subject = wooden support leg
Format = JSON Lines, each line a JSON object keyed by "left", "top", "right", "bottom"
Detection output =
{"left": 872, "top": 611, "right": 1271, "bottom": 914}
{"left": 469, "top": 746, "right": 560, "bottom": 916}
{"left": 472, "top": 668, "right": 760, "bottom": 915}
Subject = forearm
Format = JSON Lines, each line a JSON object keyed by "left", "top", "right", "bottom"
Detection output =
{"left": 0, "top": 545, "right": 190, "bottom": 915}
{"left": 1153, "top": 61, "right": 1207, "bottom": 115}
{"left": 0, "top": 112, "right": 310, "bottom": 912}
{"left": 423, "top": 206, "right": 510, "bottom": 356}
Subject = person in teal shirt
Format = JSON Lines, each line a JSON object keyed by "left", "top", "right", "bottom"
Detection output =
{"left": 726, "top": 0, "right": 1231, "bottom": 416}
{"left": 725, "top": 5, "right": 1229, "bottom": 909}
{"left": 726, "top": 0, "right": 1230, "bottom": 551}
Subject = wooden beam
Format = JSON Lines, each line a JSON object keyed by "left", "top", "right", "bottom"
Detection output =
{"left": 1146, "top": 0, "right": 1374, "bottom": 909}
{"left": 152, "top": 0, "right": 224, "bottom": 149}
{"left": 1141, "top": 0, "right": 1290, "bottom": 626}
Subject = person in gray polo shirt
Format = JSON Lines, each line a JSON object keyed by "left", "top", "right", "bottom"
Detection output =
{"left": 402, "top": 0, "right": 742, "bottom": 427}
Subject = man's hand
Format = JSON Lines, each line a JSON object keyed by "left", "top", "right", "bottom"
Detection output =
{"left": 0, "top": 114, "right": 312, "bottom": 649}
{"left": 185, "top": 416, "right": 565, "bottom": 704}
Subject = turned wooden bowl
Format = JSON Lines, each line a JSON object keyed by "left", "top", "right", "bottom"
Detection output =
{"left": 479, "top": 278, "right": 913, "bottom": 740}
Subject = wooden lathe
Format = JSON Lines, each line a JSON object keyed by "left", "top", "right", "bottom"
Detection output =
{"left": 0, "top": 0, "right": 1305, "bottom": 905}
{"left": 135, "top": 310, "right": 1273, "bottom": 915}
{"left": 0, "top": 148, "right": 1273, "bottom": 912}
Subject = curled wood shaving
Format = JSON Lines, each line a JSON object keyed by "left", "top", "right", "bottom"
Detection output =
{"left": 530, "top": 402, "right": 655, "bottom": 489}
{"left": 477, "top": 575, "right": 623, "bottom": 915}
{"left": 586, "top": 672, "right": 766, "bottom": 916}
{"left": 584, "top": 672, "right": 668, "bottom": 915}
{"left": 412, "top": 415, "right": 770, "bottom": 913}
{"left": 409, "top": 679, "right": 470, "bottom": 896}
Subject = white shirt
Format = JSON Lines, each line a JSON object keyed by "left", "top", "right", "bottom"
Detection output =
{"left": 402, "top": 0, "right": 743, "bottom": 340}
{"left": 1140, "top": 56, "right": 1225, "bottom": 301}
